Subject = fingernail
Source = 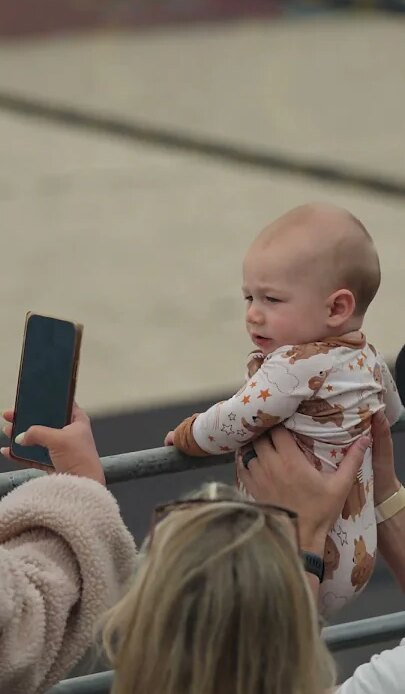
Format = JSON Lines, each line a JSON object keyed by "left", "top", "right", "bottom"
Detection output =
{"left": 2, "top": 425, "right": 8, "bottom": 435}
{"left": 0, "top": 447, "right": 6, "bottom": 456}
{"left": 15, "top": 432, "right": 26, "bottom": 445}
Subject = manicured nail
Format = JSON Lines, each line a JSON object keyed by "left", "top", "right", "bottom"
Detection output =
{"left": 15, "top": 432, "right": 26, "bottom": 445}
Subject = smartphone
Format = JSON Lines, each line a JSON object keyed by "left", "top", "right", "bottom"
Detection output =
{"left": 10, "top": 312, "right": 83, "bottom": 466}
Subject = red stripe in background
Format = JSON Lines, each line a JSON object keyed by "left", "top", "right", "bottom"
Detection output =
{"left": 3, "top": 2, "right": 402, "bottom": 39}
{"left": 0, "top": 0, "right": 284, "bottom": 38}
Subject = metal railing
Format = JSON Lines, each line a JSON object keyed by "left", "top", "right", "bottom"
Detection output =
{"left": 1, "top": 412, "right": 404, "bottom": 693}
{"left": 0, "top": 411, "right": 404, "bottom": 497}
{"left": 0, "top": 446, "right": 235, "bottom": 498}
{"left": 47, "top": 610, "right": 405, "bottom": 693}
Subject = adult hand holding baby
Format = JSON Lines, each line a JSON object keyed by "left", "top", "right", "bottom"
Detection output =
{"left": 238, "top": 427, "right": 369, "bottom": 556}
{"left": 1, "top": 404, "right": 105, "bottom": 485}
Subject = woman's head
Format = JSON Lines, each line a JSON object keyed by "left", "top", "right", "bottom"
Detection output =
{"left": 103, "top": 482, "right": 335, "bottom": 694}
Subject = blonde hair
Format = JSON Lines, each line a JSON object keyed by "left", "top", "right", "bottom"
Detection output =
{"left": 102, "top": 483, "right": 335, "bottom": 694}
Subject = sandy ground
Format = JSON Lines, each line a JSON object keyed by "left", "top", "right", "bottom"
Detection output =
{"left": 0, "top": 13, "right": 404, "bottom": 414}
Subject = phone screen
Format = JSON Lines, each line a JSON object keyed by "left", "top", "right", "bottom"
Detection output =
{"left": 11, "top": 314, "right": 80, "bottom": 466}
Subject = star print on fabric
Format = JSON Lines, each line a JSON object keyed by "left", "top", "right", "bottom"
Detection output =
{"left": 331, "top": 449, "right": 337, "bottom": 458}
{"left": 249, "top": 380, "right": 257, "bottom": 388}
{"left": 340, "top": 447, "right": 349, "bottom": 455}
{"left": 237, "top": 429, "right": 247, "bottom": 437}
{"left": 336, "top": 526, "right": 348, "bottom": 546}
{"left": 348, "top": 363, "right": 354, "bottom": 371}
{"left": 242, "top": 395, "right": 251, "bottom": 405}
{"left": 258, "top": 389, "right": 271, "bottom": 402}
{"left": 228, "top": 413, "right": 236, "bottom": 421}
{"left": 208, "top": 435, "right": 215, "bottom": 442}
{"left": 357, "top": 358, "right": 364, "bottom": 369}
{"left": 220, "top": 445, "right": 231, "bottom": 452}
{"left": 325, "top": 385, "right": 334, "bottom": 392}
{"left": 221, "top": 424, "right": 235, "bottom": 436}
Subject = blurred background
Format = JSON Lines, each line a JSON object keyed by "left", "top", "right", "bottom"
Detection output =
{"left": 1, "top": 0, "right": 405, "bottom": 683}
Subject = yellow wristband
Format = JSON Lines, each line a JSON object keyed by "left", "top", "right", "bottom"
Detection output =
{"left": 375, "top": 485, "right": 405, "bottom": 524}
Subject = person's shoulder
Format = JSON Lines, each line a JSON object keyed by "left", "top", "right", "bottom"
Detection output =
{"left": 337, "top": 639, "right": 405, "bottom": 694}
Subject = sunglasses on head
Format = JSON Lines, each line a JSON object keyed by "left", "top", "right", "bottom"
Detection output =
{"left": 151, "top": 497, "right": 300, "bottom": 549}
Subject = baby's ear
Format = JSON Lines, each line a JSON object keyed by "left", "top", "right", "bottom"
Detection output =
{"left": 326, "top": 289, "right": 356, "bottom": 328}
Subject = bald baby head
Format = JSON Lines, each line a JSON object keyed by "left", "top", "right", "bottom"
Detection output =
{"left": 255, "top": 203, "right": 380, "bottom": 317}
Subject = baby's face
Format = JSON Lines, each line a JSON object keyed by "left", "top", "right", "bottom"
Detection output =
{"left": 242, "top": 240, "right": 330, "bottom": 355}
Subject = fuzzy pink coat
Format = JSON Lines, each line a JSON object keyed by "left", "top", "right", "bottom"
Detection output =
{"left": 0, "top": 474, "right": 136, "bottom": 694}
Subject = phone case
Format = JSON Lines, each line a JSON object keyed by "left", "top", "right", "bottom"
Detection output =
{"left": 9, "top": 311, "right": 83, "bottom": 466}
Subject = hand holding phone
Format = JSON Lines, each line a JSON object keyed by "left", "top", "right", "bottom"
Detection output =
{"left": 10, "top": 313, "right": 83, "bottom": 466}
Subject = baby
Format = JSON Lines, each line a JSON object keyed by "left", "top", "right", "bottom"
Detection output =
{"left": 165, "top": 203, "right": 402, "bottom": 614}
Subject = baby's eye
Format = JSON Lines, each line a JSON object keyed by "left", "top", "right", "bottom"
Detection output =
{"left": 266, "top": 296, "right": 281, "bottom": 303}
{"left": 244, "top": 296, "right": 253, "bottom": 302}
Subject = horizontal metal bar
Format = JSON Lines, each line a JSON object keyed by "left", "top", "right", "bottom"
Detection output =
{"left": 48, "top": 670, "right": 113, "bottom": 694}
{"left": 324, "top": 610, "right": 405, "bottom": 652}
{"left": 1, "top": 412, "right": 404, "bottom": 498}
{"left": 48, "top": 610, "right": 405, "bottom": 693}
{"left": 0, "top": 447, "right": 235, "bottom": 498}
{"left": 0, "top": 413, "right": 405, "bottom": 497}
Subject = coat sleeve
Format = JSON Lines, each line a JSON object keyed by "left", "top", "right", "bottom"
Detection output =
{"left": 173, "top": 347, "right": 335, "bottom": 455}
{"left": 0, "top": 474, "right": 136, "bottom": 694}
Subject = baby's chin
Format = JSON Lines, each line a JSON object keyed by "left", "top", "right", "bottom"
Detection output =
{"left": 251, "top": 335, "right": 279, "bottom": 354}
{"left": 263, "top": 344, "right": 279, "bottom": 356}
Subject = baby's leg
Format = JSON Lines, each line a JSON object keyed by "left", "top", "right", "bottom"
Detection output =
{"left": 319, "top": 454, "right": 376, "bottom": 616}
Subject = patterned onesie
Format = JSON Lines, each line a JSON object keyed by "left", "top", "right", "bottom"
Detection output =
{"left": 173, "top": 334, "right": 402, "bottom": 614}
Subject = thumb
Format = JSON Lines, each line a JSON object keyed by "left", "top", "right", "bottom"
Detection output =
{"left": 336, "top": 436, "right": 370, "bottom": 488}
{"left": 16, "top": 426, "right": 61, "bottom": 450}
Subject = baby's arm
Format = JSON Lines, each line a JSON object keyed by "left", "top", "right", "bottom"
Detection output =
{"left": 172, "top": 348, "right": 334, "bottom": 456}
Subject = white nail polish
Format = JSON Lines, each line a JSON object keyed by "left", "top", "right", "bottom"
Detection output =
{"left": 15, "top": 432, "right": 26, "bottom": 445}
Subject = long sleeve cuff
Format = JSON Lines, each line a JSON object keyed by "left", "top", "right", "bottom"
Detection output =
{"left": 173, "top": 414, "right": 209, "bottom": 456}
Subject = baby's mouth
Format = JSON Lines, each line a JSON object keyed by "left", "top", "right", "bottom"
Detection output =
{"left": 252, "top": 333, "right": 272, "bottom": 343}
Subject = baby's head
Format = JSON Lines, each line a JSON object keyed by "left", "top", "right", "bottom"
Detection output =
{"left": 243, "top": 203, "right": 380, "bottom": 355}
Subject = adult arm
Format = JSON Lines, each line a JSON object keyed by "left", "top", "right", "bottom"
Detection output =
{"left": 0, "top": 475, "right": 136, "bottom": 694}
{"left": 371, "top": 411, "right": 405, "bottom": 590}
{"left": 238, "top": 427, "right": 368, "bottom": 600}
{"left": 0, "top": 406, "right": 136, "bottom": 693}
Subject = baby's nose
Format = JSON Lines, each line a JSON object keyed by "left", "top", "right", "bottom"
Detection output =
{"left": 247, "top": 304, "right": 264, "bottom": 324}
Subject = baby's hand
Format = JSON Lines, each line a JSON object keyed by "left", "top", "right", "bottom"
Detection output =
{"left": 164, "top": 430, "right": 175, "bottom": 446}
